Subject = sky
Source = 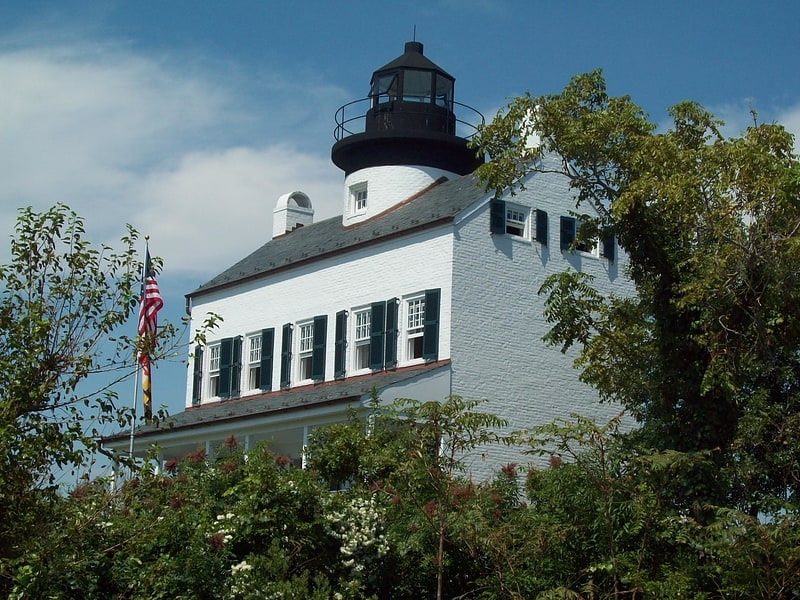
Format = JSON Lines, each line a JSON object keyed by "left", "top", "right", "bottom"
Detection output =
{"left": 2, "top": 0, "right": 799, "bottom": 472}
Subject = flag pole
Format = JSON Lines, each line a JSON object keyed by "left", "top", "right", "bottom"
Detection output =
{"left": 128, "top": 235, "right": 164, "bottom": 467}
{"left": 128, "top": 235, "right": 149, "bottom": 465}
{"left": 128, "top": 356, "right": 141, "bottom": 463}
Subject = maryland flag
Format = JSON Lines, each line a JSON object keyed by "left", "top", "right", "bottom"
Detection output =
{"left": 137, "top": 245, "right": 163, "bottom": 421}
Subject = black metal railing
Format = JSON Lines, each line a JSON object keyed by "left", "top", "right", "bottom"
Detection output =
{"left": 334, "top": 96, "right": 485, "bottom": 142}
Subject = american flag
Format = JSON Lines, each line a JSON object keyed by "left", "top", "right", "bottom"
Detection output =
{"left": 138, "top": 246, "right": 163, "bottom": 421}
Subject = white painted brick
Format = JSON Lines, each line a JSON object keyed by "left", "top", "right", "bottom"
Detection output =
{"left": 186, "top": 227, "right": 454, "bottom": 407}
{"left": 180, "top": 153, "right": 635, "bottom": 479}
{"left": 342, "top": 165, "right": 461, "bottom": 225}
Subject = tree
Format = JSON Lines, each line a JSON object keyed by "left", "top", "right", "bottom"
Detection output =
{"left": 0, "top": 204, "right": 186, "bottom": 591}
{"left": 472, "top": 71, "right": 800, "bottom": 513}
{"left": 308, "top": 395, "right": 513, "bottom": 600}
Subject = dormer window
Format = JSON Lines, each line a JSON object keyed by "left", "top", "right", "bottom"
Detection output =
{"left": 350, "top": 182, "right": 368, "bottom": 214}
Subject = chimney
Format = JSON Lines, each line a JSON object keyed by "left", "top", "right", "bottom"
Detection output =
{"left": 273, "top": 191, "right": 314, "bottom": 238}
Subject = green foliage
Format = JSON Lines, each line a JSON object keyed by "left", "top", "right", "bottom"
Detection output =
{"left": 0, "top": 204, "right": 215, "bottom": 596}
{"left": 473, "top": 70, "right": 800, "bottom": 513}
{"left": 5, "top": 393, "right": 799, "bottom": 599}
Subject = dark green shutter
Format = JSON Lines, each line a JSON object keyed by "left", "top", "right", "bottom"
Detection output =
{"left": 191, "top": 344, "right": 203, "bottom": 405}
{"left": 230, "top": 336, "right": 242, "bottom": 398}
{"left": 334, "top": 310, "right": 347, "bottom": 379}
{"left": 259, "top": 328, "right": 274, "bottom": 390}
{"left": 601, "top": 234, "right": 615, "bottom": 261}
{"left": 369, "top": 301, "right": 386, "bottom": 370}
{"left": 385, "top": 298, "right": 399, "bottom": 369}
{"left": 535, "top": 209, "right": 548, "bottom": 245}
{"left": 422, "top": 289, "right": 441, "bottom": 360}
{"left": 312, "top": 315, "right": 327, "bottom": 381}
{"left": 218, "top": 337, "right": 233, "bottom": 399}
{"left": 280, "top": 323, "right": 292, "bottom": 389}
{"left": 560, "top": 216, "right": 576, "bottom": 250}
{"left": 490, "top": 199, "right": 506, "bottom": 234}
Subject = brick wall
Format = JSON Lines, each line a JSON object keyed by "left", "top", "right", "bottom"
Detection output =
{"left": 451, "top": 156, "right": 634, "bottom": 476}
{"left": 186, "top": 226, "right": 454, "bottom": 407}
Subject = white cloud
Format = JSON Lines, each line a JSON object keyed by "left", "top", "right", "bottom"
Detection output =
{"left": 135, "top": 145, "right": 341, "bottom": 276}
{"left": 777, "top": 103, "right": 800, "bottom": 153}
{"left": 0, "top": 37, "right": 344, "bottom": 278}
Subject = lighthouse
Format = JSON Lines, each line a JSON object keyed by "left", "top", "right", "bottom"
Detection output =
{"left": 332, "top": 41, "right": 485, "bottom": 225}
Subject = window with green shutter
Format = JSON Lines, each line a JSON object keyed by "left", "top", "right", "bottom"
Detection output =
{"left": 422, "top": 288, "right": 440, "bottom": 360}
{"left": 601, "top": 234, "right": 615, "bottom": 261}
{"left": 280, "top": 323, "right": 292, "bottom": 389}
{"left": 385, "top": 299, "right": 398, "bottom": 369}
{"left": 560, "top": 215, "right": 576, "bottom": 250}
{"left": 334, "top": 310, "right": 347, "bottom": 379}
{"left": 369, "top": 301, "right": 386, "bottom": 370}
{"left": 311, "top": 315, "right": 327, "bottom": 381}
{"left": 217, "top": 336, "right": 242, "bottom": 399}
{"left": 490, "top": 199, "right": 506, "bottom": 234}
{"left": 352, "top": 308, "right": 371, "bottom": 372}
{"left": 191, "top": 344, "right": 203, "bottom": 405}
{"left": 535, "top": 209, "right": 548, "bottom": 245}
{"left": 259, "top": 328, "right": 274, "bottom": 390}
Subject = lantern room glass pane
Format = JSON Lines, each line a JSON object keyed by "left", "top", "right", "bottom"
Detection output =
{"left": 370, "top": 73, "right": 398, "bottom": 104}
{"left": 403, "top": 70, "right": 432, "bottom": 103}
{"left": 435, "top": 74, "right": 453, "bottom": 108}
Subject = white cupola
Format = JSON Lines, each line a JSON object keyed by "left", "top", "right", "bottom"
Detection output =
{"left": 272, "top": 191, "right": 314, "bottom": 238}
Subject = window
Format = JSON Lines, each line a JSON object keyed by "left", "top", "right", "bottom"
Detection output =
{"left": 208, "top": 343, "right": 221, "bottom": 397}
{"left": 367, "top": 290, "right": 439, "bottom": 369}
{"left": 404, "top": 289, "right": 441, "bottom": 362}
{"left": 560, "top": 215, "right": 613, "bottom": 259}
{"left": 298, "top": 321, "right": 314, "bottom": 381}
{"left": 285, "top": 315, "right": 327, "bottom": 387}
{"left": 403, "top": 69, "right": 432, "bottom": 103}
{"left": 370, "top": 73, "right": 398, "bottom": 104}
{"left": 577, "top": 236, "right": 597, "bottom": 255}
{"left": 505, "top": 206, "right": 528, "bottom": 237}
{"left": 353, "top": 308, "right": 372, "bottom": 371}
{"left": 350, "top": 183, "right": 368, "bottom": 213}
{"left": 355, "top": 189, "right": 368, "bottom": 211}
{"left": 434, "top": 74, "right": 453, "bottom": 108}
{"left": 406, "top": 296, "right": 426, "bottom": 360}
{"left": 246, "top": 334, "right": 261, "bottom": 389}
{"left": 490, "top": 199, "right": 535, "bottom": 239}
{"left": 210, "top": 337, "right": 242, "bottom": 400}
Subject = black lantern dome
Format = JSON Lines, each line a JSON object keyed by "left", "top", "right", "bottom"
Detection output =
{"left": 332, "top": 41, "right": 484, "bottom": 176}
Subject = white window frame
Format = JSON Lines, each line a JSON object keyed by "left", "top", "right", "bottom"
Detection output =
{"left": 296, "top": 320, "right": 314, "bottom": 383}
{"left": 349, "top": 182, "right": 368, "bottom": 214}
{"left": 352, "top": 307, "right": 372, "bottom": 373}
{"left": 207, "top": 343, "right": 221, "bottom": 398}
{"left": 575, "top": 218, "right": 600, "bottom": 257}
{"left": 246, "top": 333, "right": 262, "bottom": 391}
{"left": 505, "top": 203, "right": 530, "bottom": 238}
{"left": 576, "top": 237, "right": 600, "bottom": 257}
{"left": 404, "top": 294, "right": 426, "bottom": 363}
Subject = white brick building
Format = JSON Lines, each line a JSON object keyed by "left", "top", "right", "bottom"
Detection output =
{"left": 105, "top": 42, "right": 631, "bottom": 475}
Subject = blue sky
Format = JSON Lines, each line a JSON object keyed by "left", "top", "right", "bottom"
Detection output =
{"left": 2, "top": 1, "right": 799, "bottom": 471}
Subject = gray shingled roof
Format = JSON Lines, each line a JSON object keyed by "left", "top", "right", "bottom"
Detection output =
{"left": 104, "top": 361, "right": 450, "bottom": 443}
{"left": 189, "top": 172, "right": 487, "bottom": 297}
